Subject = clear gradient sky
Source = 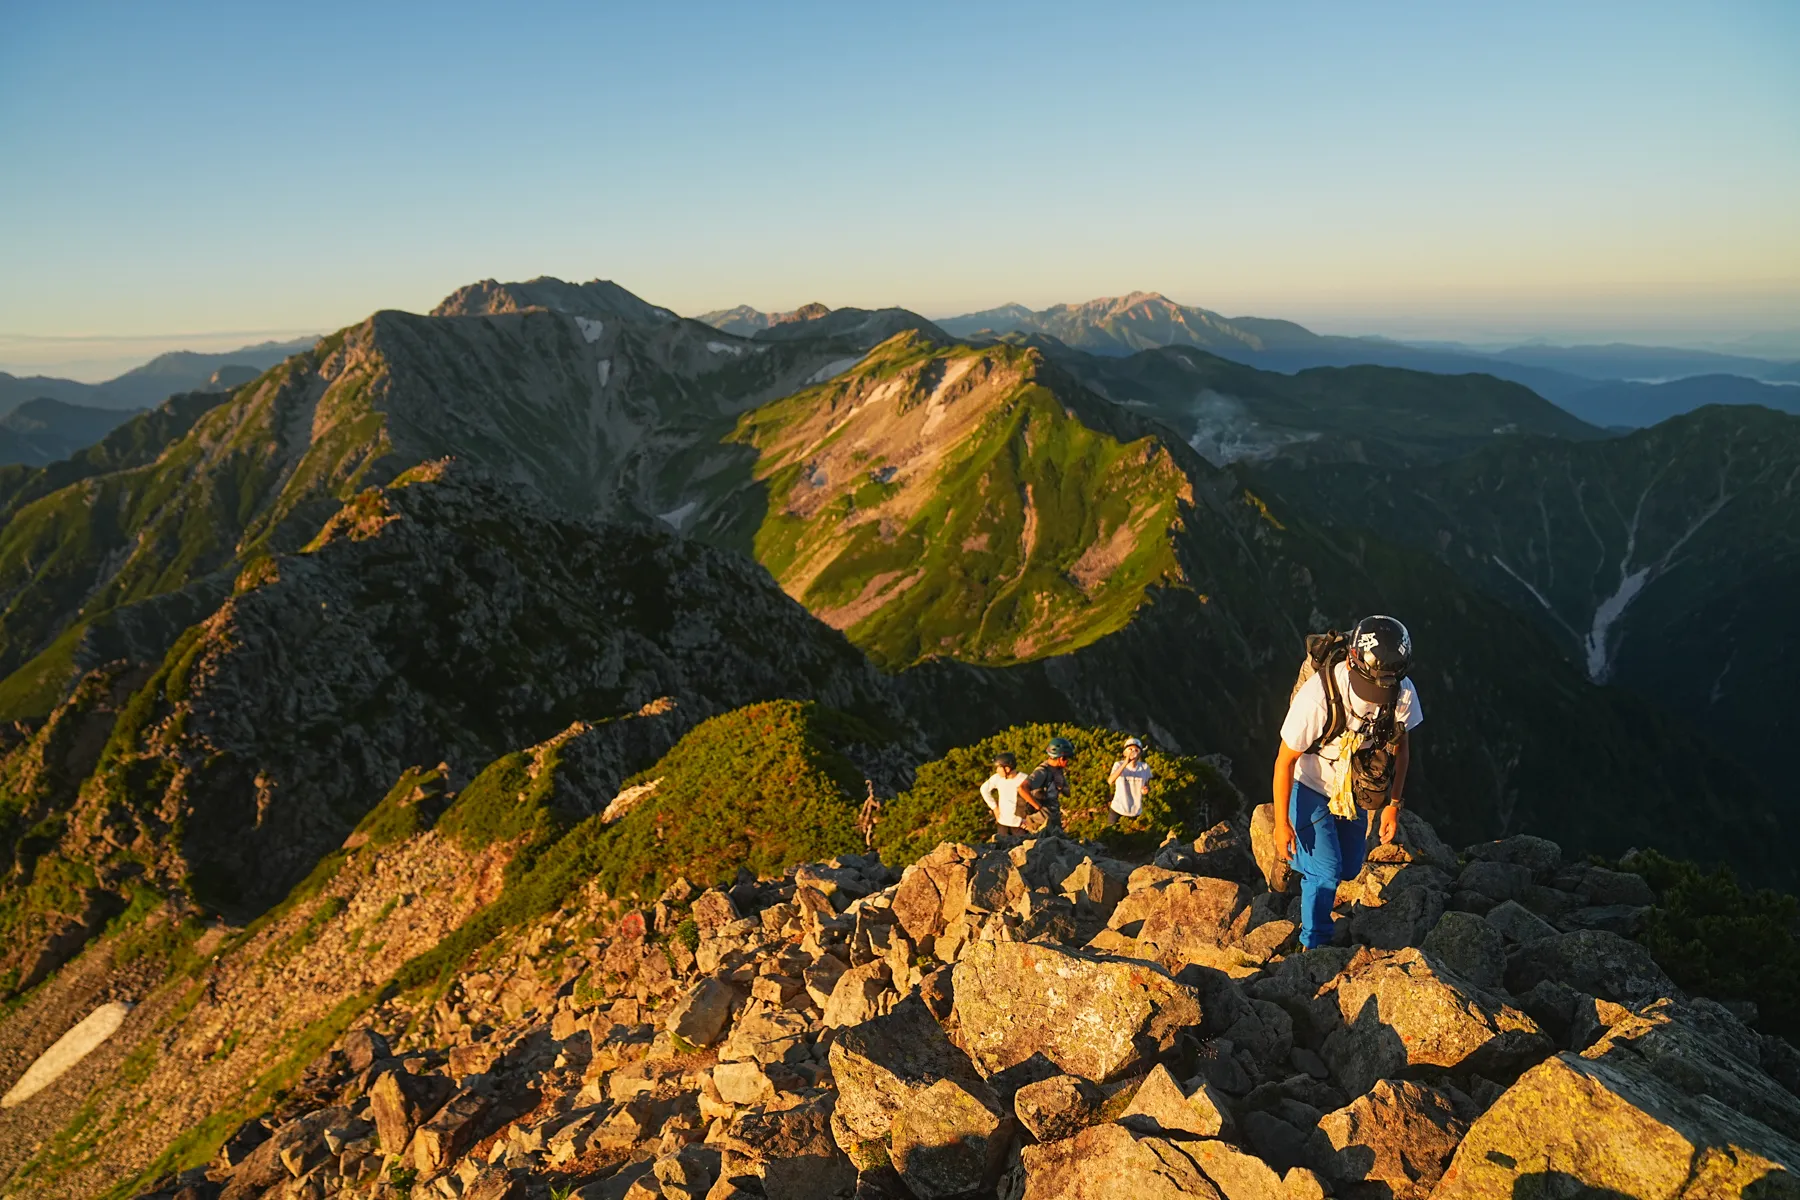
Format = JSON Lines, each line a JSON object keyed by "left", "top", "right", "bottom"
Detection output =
{"left": 3, "top": 1, "right": 1797, "bottom": 378}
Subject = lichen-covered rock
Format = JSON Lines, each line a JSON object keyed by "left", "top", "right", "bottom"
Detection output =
{"left": 1133, "top": 876, "right": 1252, "bottom": 972}
{"left": 1420, "top": 910, "right": 1507, "bottom": 991}
{"left": 1504, "top": 929, "right": 1679, "bottom": 1005}
{"left": 952, "top": 939, "right": 1203, "bottom": 1084}
{"left": 823, "top": 960, "right": 894, "bottom": 1028}
{"left": 1433, "top": 1051, "right": 1800, "bottom": 1199}
{"left": 1019, "top": 1123, "right": 1223, "bottom": 1199}
{"left": 411, "top": 1087, "right": 491, "bottom": 1175}
{"left": 1576, "top": 864, "right": 1657, "bottom": 908}
{"left": 1014, "top": 1073, "right": 1108, "bottom": 1143}
{"left": 1481, "top": 898, "right": 1558, "bottom": 945}
{"left": 829, "top": 996, "right": 996, "bottom": 1144}
{"left": 1455, "top": 860, "right": 1531, "bottom": 903}
{"left": 1347, "top": 881, "right": 1445, "bottom": 951}
{"left": 1119, "top": 1064, "right": 1236, "bottom": 1139}
{"left": 719, "top": 1097, "right": 857, "bottom": 1200}
{"left": 1305, "top": 1079, "right": 1467, "bottom": 1199}
{"left": 891, "top": 1076, "right": 1013, "bottom": 1199}
{"left": 1320, "top": 948, "right": 1551, "bottom": 1097}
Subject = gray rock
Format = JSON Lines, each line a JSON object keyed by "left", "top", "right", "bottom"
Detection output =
{"left": 1349, "top": 883, "right": 1445, "bottom": 950}
{"left": 719, "top": 1097, "right": 856, "bottom": 1200}
{"left": 1556, "top": 904, "right": 1648, "bottom": 936}
{"left": 1455, "top": 860, "right": 1531, "bottom": 903}
{"left": 890, "top": 1077, "right": 1012, "bottom": 1199}
{"left": 1243, "top": 1109, "right": 1310, "bottom": 1171}
{"left": 1463, "top": 834, "right": 1562, "bottom": 878}
{"left": 1421, "top": 910, "right": 1507, "bottom": 990}
{"left": 1481, "top": 899, "right": 1559, "bottom": 944}
{"left": 1577, "top": 865, "right": 1657, "bottom": 908}
{"left": 1504, "top": 929, "right": 1679, "bottom": 1006}
{"left": 1017, "top": 1123, "right": 1222, "bottom": 1199}
{"left": 368, "top": 1071, "right": 453, "bottom": 1156}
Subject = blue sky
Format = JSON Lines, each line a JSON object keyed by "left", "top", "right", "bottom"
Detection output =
{"left": 2, "top": 1, "right": 1797, "bottom": 377}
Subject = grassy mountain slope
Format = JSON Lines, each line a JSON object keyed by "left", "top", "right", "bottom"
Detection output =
{"left": 724, "top": 334, "right": 1188, "bottom": 667}
{"left": 1254, "top": 405, "right": 1800, "bottom": 805}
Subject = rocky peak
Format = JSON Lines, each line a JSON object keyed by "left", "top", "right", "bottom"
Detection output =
{"left": 430, "top": 276, "right": 677, "bottom": 323}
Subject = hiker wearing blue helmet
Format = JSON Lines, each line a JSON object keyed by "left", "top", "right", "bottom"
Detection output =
{"left": 1019, "top": 736, "right": 1074, "bottom": 835}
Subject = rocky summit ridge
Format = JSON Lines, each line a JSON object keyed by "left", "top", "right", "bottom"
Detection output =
{"left": 9, "top": 800, "right": 1796, "bottom": 1199}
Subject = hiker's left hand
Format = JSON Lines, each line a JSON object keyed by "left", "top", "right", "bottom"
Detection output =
{"left": 1379, "top": 803, "right": 1401, "bottom": 845}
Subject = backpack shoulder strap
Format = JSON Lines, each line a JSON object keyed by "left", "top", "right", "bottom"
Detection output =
{"left": 1305, "top": 645, "right": 1350, "bottom": 756}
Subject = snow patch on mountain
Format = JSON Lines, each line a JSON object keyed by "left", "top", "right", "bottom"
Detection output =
{"left": 808, "top": 357, "right": 860, "bottom": 385}
{"left": 575, "top": 316, "right": 605, "bottom": 343}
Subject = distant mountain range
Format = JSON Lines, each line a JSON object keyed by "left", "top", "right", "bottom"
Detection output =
{"left": 0, "top": 335, "right": 316, "bottom": 414}
{"left": 1558, "top": 374, "right": 1800, "bottom": 429}
{"left": 0, "top": 398, "right": 142, "bottom": 466}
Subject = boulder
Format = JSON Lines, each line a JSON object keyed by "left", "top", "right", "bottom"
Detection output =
{"left": 803, "top": 951, "right": 849, "bottom": 1008}
{"left": 1188, "top": 821, "right": 1262, "bottom": 885}
{"left": 691, "top": 889, "right": 739, "bottom": 932}
{"left": 369, "top": 1070, "right": 454, "bottom": 1155}
{"left": 719, "top": 1098, "right": 857, "bottom": 1200}
{"left": 952, "top": 940, "right": 1203, "bottom": 1084}
{"left": 1587, "top": 999, "right": 1800, "bottom": 1143}
{"left": 1455, "top": 860, "right": 1530, "bottom": 903}
{"left": 891, "top": 1077, "right": 1012, "bottom": 1199}
{"left": 1366, "top": 809, "right": 1459, "bottom": 872}
{"left": 1305, "top": 1079, "right": 1467, "bottom": 1200}
{"left": 218, "top": 1108, "right": 348, "bottom": 1200}
{"left": 667, "top": 978, "right": 741, "bottom": 1047}
{"left": 1014, "top": 1073, "right": 1107, "bottom": 1143}
{"left": 1433, "top": 1051, "right": 1800, "bottom": 1199}
{"left": 823, "top": 960, "right": 894, "bottom": 1028}
{"left": 1186, "top": 1135, "right": 1315, "bottom": 1200}
{"left": 1577, "top": 864, "right": 1657, "bottom": 908}
{"left": 1481, "top": 899, "right": 1558, "bottom": 945}
{"left": 341, "top": 1027, "right": 391, "bottom": 1073}
{"left": 719, "top": 1005, "right": 809, "bottom": 1065}
{"left": 712, "top": 1061, "right": 774, "bottom": 1106}
{"left": 829, "top": 996, "right": 996, "bottom": 1144}
{"left": 1347, "top": 882, "right": 1445, "bottom": 951}
{"left": 1420, "top": 911, "right": 1507, "bottom": 991}
{"left": 1251, "top": 803, "right": 1298, "bottom": 895}
{"left": 1133, "top": 876, "right": 1252, "bottom": 971}
{"left": 892, "top": 864, "right": 947, "bottom": 944}
{"left": 411, "top": 1087, "right": 490, "bottom": 1175}
{"left": 1504, "top": 929, "right": 1679, "bottom": 1005}
{"left": 1462, "top": 835, "right": 1561, "bottom": 879}
{"left": 1118, "top": 1064, "right": 1236, "bottom": 1140}
{"left": 1320, "top": 948, "right": 1552, "bottom": 1097}
{"left": 1018, "top": 1123, "right": 1222, "bottom": 1199}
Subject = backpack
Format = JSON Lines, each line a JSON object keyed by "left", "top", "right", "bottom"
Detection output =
{"left": 1289, "top": 631, "right": 1401, "bottom": 812}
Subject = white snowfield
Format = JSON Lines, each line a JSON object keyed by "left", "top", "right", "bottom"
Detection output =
{"left": 807, "top": 357, "right": 860, "bottom": 385}
{"left": 658, "top": 501, "right": 699, "bottom": 531}
{"left": 574, "top": 316, "right": 605, "bottom": 344}
{"left": 706, "top": 341, "right": 745, "bottom": 356}
{"left": 2, "top": 1001, "right": 133, "bottom": 1108}
{"left": 597, "top": 360, "right": 612, "bottom": 387}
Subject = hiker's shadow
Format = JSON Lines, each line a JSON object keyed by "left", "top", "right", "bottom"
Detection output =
{"left": 1511, "top": 1172, "right": 1637, "bottom": 1200}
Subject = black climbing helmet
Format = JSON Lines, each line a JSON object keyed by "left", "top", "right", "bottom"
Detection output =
{"left": 994, "top": 751, "right": 1017, "bottom": 770}
{"left": 1346, "top": 615, "right": 1412, "bottom": 705}
{"left": 1045, "top": 736, "right": 1075, "bottom": 761}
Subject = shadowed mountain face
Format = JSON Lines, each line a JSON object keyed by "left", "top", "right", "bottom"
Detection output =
{"left": 0, "top": 337, "right": 316, "bottom": 414}
{"left": 0, "top": 399, "right": 141, "bottom": 466}
{"left": 1256, "top": 405, "right": 1800, "bottom": 804}
{"left": 0, "top": 276, "right": 1792, "bottom": 1017}
{"left": 1557, "top": 374, "right": 1800, "bottom": 428}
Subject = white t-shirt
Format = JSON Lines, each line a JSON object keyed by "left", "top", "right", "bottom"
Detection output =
{"left": 1281, "top": 661, "right": 1422, "bottom": 799}
{"left": 1110, "top": 760, "right": 1152, "bottom": 816}
{"left": 982, "top": 772, "right": 1027, "bottom": 826}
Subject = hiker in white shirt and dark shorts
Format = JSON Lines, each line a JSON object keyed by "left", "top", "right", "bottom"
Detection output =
{"left": 981, "top": 752, "right": 1033, "bottom": 840}
{"left": 1104, "top": 736, "right": 1152, "bottom": 825}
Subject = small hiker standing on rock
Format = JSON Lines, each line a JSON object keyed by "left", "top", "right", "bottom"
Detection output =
{"left": 1105, "top": 736, "right": 1152, "bottom": 826}
{"left": 981, "top": 752, "right": 1033, "bottom": 840}
{"left": 1019, "top": 736, "right": 1074, "bottom": 836}
{"left": 1272, "top": 616, "right": 1421, "bottom": 949}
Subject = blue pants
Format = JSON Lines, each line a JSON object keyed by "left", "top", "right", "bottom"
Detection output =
{"left": 1289, "top": 781, "right": 1367, "bottom": 949}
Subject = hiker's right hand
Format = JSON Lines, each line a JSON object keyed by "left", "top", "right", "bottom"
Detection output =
{"left": 1275, "top": 822, "right": 1296, "bottom": 863}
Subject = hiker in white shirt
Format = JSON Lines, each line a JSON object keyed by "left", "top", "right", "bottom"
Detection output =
{"left": 1105, "top": 736, "right": 1152, "bottom": 825}
{"left": 980, "top": 752, "right": 1034, "bottom": 839}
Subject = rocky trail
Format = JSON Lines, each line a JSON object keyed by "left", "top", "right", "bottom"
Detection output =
{"left": 51, "top": 802, "right": 1799, "bottom": 1200}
